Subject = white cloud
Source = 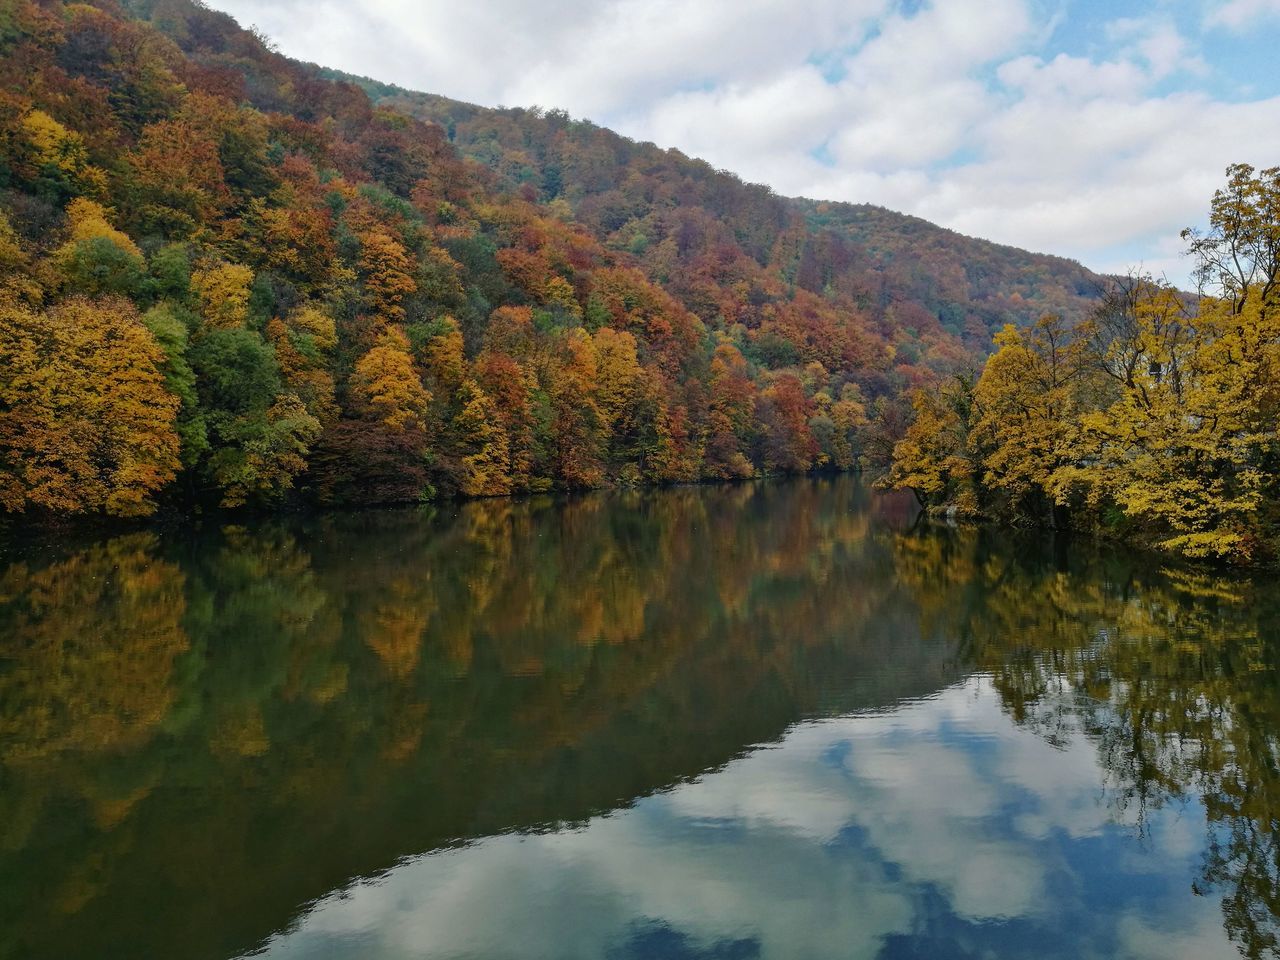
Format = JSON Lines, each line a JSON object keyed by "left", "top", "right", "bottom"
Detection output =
{"left": 206, "top": 0, "right": 1280, "bottom": 285}
{"left": 1207, "top": 0, "right": 1280, "bottom": 29}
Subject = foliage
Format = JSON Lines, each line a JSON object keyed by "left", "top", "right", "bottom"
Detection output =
{"left": 887, "top": 166, "right": 1280, "bottom": 563}
{"left": 0, "top": 0, "right": 1114, "bottom": 519}
{"left": 0, "top": 297, "right": 180, "bottom": 516}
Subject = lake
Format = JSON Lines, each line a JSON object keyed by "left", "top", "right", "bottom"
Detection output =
{"left": 2, "top": 477, "right": 1278, "bottom": 960}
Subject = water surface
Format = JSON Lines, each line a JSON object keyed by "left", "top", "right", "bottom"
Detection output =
{"left": 2, "top": 478, "right": 1278, "bottom": 959}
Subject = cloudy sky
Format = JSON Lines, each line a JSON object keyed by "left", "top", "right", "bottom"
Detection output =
{"left": 207, "top": 0, "right": 1280, "bottom": 282}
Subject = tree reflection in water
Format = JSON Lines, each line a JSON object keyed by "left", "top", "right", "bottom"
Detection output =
{"left": 0, "top": 477, "right": 1277, "bottom": 959}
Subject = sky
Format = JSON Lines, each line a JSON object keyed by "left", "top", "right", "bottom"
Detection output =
{"left": 206, "top": 0, "right": 1280, "bottom": 283}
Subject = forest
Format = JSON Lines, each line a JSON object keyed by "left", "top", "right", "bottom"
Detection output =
{"left": 0, "top": 0, "right": 1101, "bottom": 521}
{"left": 886, "top": 164, "right": 1280, "bottom": 564}
{"left": 2, "top": 0, "right": 1273, "bottom": 565}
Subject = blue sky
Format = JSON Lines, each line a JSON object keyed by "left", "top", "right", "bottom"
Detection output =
{"left": 208, "top": 0, "right": 1280, "bottom": 283}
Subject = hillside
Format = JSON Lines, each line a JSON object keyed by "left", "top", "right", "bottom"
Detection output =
{"left": 362, "top": 83, "right": 1101, "bottom": 345}
{"left": 0, "top": 0, "right": 1103, "bottom": 520}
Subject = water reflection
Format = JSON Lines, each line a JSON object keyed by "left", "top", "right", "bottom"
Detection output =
{"left": 0, "top": 478, "right": 1277, "bottom": 959}
{"left": 258, "top": 682, "right": 1236, "bottom": 960}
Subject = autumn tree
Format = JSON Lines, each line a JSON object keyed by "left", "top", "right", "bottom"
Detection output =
{"left": 358, "top": 229, "right": 417, "bottom": 326}
{"left": 54, "top": 199, "right": 146, "bottom": 298}
{"left": 453, "top": 379, "right": 512, "bottom": 496}
{"left": 191, "top": 260, "right": 254, "bottom": 330}
{"left": 885, "top": 374, "right": 983, "bottom": 512}
{"left": 0, "top": 298, "right": 180, "bottom": 516}
{"left": 350, "top": 326, "right": 432, "bottom": 431}
{"left": 972, "top": 316, "right": 1085, "bottom": 524}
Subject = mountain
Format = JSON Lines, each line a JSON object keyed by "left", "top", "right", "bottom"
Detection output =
{"left": 0, "top": 0, "right": 1104, "bottom": 520}
{"left": 360, "top": 80, "right": 1103, "bottom": 352}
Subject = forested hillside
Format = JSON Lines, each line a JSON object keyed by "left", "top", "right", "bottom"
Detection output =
{"left": 361, "top": 82, "right": 1101, "bottom": 354}
{"left": 0, "top": 0, "right": 1102, "bottom": 520}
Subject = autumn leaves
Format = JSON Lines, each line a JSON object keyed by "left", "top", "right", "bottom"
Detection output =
{"left": 887, "top": 166, "right": 1280, "bottom": 563}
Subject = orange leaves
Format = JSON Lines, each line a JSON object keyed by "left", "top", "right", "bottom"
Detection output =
{"left": 130, "top": 116, "right": 229, "bottom": 235}
{"left": 357, "top": 229, "right": 417, "bottom": 326}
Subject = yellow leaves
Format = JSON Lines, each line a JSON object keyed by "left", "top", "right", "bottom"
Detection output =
{"left": 0, "top": 298, "right": 180, "bottom": 517}
{"left": 58, "top": 198, "right": 144, "bottom": 260}
{"left": 591, "top": 325, "right": 643, "bottom": 430}
{"left": 544, "top": 275, "right": 582, "bottom": 321}
{"left": 191, "top": 260, "right": 254, "bottom": 329}
{"left": 886, "top": 378, "right": 981, "bottom": 510}
{"left": 972, "top": 316, "right": 1082, "bottom": 512}
{"left": 20, "top": 109, "right": 105, "bottom": 193}
{"left": 454, "top": 379, "right": 512, "bottom": 497}
{"left": 357, "top": 229, "right": 417, "bottom": 325}
{"left": 288, "top": 304, "right": 337, "bottom": 354}
{"left": 0, "top": 211, "right": 44, "bottom": 307}
{"left": 422, "top": 315, "right": 465, "bottom": 387}
{"left": 351, "top": 326, "right": 431, "bottom": 431}
{"left": 268, "top": 306, "right": 338, "bottom": 425}
{"left": 1072, "top": 283, "right": 1279, "bottom": 562}
{"left": 888, "top": 248, "right": 1279, "bottom": 559}
{"left": 827, "top": 383, "right": 869, "bottom": 471}
{"left": 21, "top": 110, "right": 75, "bottom": 167}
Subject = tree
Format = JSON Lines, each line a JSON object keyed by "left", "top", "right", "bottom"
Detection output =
{"left": 54, "top": 199, "right": 146, "bottom": 298}
{"left": 759, "top": 374, "right": 817, "bottom": 474}
{"left": 704, "top": 343, "right": 756, "bottom": 479}
{"left": 453, "top": 379, "right": 512, "bottom": 496}
{"left": 208, "top": 394, "right": 320, "bottom": 508}
{"left": 0, "top": 298, "right": 180, "bottom": 517}
{"left": 828, "top": 383, "right": 868, "bottom": 471}
{"left": 191, "top": 260, "right": 254, "bottom": 330}
{"left": 885, "top": 374, "right": 982, "bottom": 512}
{"left": 0, "top": 211, "right": 45, "bottom": 306}
{"left": 267, "top": 305, "right": 338, "bottom": 425}
{"left": 973, "top": 316, "right": 1084, "bottom": 523}
{"left": 189, "top": 326, "right": 319, "bottom": 507}
{"left": 549, "top": 328, "right": 605, "bottom": 488}
{"left": 142, "top": 304, "right": 209, "bottom": 468}
{"left": 351, "top": 327, "right": 432, "bottom": 431}
{"left": 1183, "top": 164, "right": 1280, "bottom": 312}
{"left": 357, "top": 229, "right": 417, "bottom": 325}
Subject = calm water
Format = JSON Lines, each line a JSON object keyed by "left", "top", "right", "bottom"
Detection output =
{"left": 2, "top": 478, "right": 1279, "bottom": 960}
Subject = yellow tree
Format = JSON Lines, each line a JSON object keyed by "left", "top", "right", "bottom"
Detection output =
{"left": 422, "top": 315, "right": 466, "bottom": 390}
{"left": 1072, "top": 284, "right": 1277, "bottom": 560}
{"left": 591, "top": 325, "right": 646, "bottom": 468}
{"left": 53, "top": 198, "right": 146, "bottom": 297}
{"left": 885, "top": 374, "right": 982, "bottom": 512}
{"left": 267, "top": 305, "right": 338, "bottom": 425}
{"left": 973, "top": 316, "right": 1085, "bottom": 523}
{"left": 704, "top": 342, "right": 756, "bottom": 479}
{"left": 0, "top": 211, "right": 44, "bottom": 307}
{"left": 19, "top": 109, "right": 107, "bottom": 197}
{"left": 828, "top": 383, "right": 869, "bottom": 471}
{"left": 453, "top": 379, "right": 512, "bottom": 496}
{"left": 191, "top": 260, "right": 254, "bottom": 329}
{"left": 0, "top": 297, "right": 180, "bottom": 517}
{"left": 549, "top": 328, "right": 606, "bottom": 488}
{"left": 350, "top": 326, "right": 432, "bottom": 431}
{"left": 358, "top": 229, "right": 417, "bottom": 325}
{"left": 1068, "top": 188, "right": 1280, "bottom": 562}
